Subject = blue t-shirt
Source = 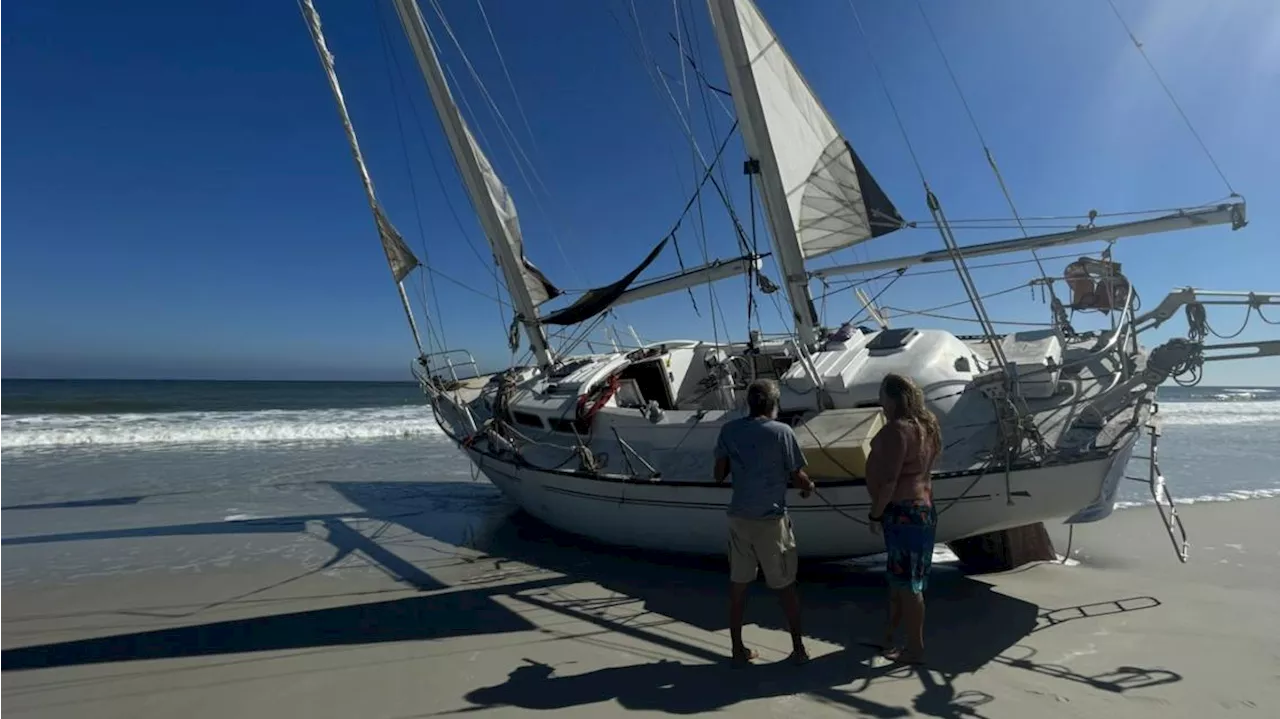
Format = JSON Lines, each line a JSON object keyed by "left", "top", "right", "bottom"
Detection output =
{"left": 715, "top": 417, "right": 807, "bottom": 519}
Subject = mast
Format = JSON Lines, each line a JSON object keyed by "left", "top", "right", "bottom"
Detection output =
{"left": 707, "top": 0, "right": 820, "bottom": 346}
{"left": 389, "top": 0, "right": 555, "bottom": 368}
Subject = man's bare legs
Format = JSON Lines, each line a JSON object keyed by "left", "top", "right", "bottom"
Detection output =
{"left": 777, "top": 584, "right": 809, "bottom": 663}
{"left": 729, "top": 581, "right": 755, "bottom": 663}
{"left": 729, "top": 582, "right": 809, "bottom": 665}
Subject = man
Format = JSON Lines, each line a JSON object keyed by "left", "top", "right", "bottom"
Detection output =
{"left": 714, "top": 378, "right": 815, "bottom": 665}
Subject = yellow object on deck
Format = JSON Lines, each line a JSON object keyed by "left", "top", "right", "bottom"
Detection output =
{"left": 795, "top": 408, "right": 885, "bottom": 481}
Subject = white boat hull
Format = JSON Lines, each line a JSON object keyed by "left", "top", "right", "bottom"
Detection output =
{"left": 465, "top": 438, "right": 1135, "bottom": 559}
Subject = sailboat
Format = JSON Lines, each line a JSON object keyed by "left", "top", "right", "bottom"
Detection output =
{"left": 300, "top": 0, "right": 1278, "bottom": 560}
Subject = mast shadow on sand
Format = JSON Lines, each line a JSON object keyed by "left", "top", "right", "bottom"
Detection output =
{"left": 2, "top": 480, "right": 1179, "bottom": 716}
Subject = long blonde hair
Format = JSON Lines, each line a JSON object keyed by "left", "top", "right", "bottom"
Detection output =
{"left": 880, "top": 373, "right": 942, "bottom": 466}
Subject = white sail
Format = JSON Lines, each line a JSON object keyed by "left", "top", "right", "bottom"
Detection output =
{"left": 717, "top": 0, "right": 901, "bottom": 259}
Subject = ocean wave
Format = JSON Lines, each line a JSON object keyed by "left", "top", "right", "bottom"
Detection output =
{"left": 1208, "top": 389, "right": 1277, "bottom": 402}
{"left": 1114, "top": 486, "right": 1280, "bottom": 510}
{"left": 3, "top": 393, "right": 1275, "bottom": 452}
{"left": 1160, "top": 386, "right": 1278, "bottom": 403}
{"left": 1, "top": 406, "right": 442, "bottom": 451}
{"left": 1154, "top": 399, "right": 1280, "bottom": 426}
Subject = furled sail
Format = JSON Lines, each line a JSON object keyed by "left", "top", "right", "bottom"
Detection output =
{"left": 540, "top": 239, "right": 668, "bottom": 326}
{"left": 374, "top": 205, "right": 420, "bottom": 283}
{"left": 462, "top": 125, "right": 562, "bottom": 306}
{"left": 300, "top": 0, "right": 422, "bottom": 286}
{"left": 722, "top": 0, "right": 903, "bottom": 258}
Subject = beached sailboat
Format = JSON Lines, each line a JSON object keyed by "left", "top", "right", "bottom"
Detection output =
{"left": 300, "top": 0, "right": 1279, "bottom": 560}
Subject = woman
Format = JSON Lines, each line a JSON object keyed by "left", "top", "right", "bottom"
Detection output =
{"left": 866, "top": 373, "right": 942, "bottom": 665}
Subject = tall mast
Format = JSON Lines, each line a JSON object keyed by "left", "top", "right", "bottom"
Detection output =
{"left": 389, "top": 0, "right": 555, "bottom": 368}
{"left": 706, "top": 0, "right": 821, "bottom": 347}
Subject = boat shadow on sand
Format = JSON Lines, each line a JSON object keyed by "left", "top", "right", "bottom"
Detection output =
{"left": 2, "top": 480, "right": 1180, "bottom": 717}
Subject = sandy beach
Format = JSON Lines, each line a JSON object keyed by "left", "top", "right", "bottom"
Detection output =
{"left": 3, "top": 484, "right": 1277, "bottom": 718}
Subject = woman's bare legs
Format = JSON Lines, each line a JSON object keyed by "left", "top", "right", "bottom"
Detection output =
{"left": 884, "top": 589, "right": 925, "bottom": 663}
{"left": 881, "top": 588, "right": 903, "bottom": 649}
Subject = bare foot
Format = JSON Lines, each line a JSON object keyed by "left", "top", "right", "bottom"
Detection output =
{"left": 731, "top": 647, "right": 759, "bottom": 667}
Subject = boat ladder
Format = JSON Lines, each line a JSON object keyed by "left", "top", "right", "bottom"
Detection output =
{"left": 1126, "top": 406, "right": 1189, "bottom": 563}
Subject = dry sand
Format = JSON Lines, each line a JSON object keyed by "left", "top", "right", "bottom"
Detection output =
{"left": 3, "top": 497, "right": 1278, "bottom": 718}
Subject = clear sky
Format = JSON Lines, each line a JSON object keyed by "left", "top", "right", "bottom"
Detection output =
{"left": 3, "top": 0, "right": 1278, "bottom": 384}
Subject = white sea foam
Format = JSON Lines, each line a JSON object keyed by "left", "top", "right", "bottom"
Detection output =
{"left": 1208, "top": 388, "right": 1277, "bottom": 402}
{"left": 1113, "top": 486, "right": 1280, "bottom": 510}
{"left": 1, "top": 406, "right": 442, "bottom": 451}
{"left": 1155, "top": 399, "right": 1280, "bottom": 426}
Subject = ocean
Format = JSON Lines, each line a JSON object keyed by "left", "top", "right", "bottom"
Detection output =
{"left": 2, "top": 379, "right": 1278, "bottom": 584}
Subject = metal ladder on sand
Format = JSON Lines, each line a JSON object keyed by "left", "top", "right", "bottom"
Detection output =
{"left": 1127, "top": 405, "right": 1189, "bottom": 563}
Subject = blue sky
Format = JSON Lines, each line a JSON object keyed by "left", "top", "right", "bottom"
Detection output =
{"left": 3, "top": 0, "right": 1278, "bottom": 384}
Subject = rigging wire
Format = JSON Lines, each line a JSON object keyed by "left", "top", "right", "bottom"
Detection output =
{"left": 374, "top": 0, "right": 505, "bottom": 297}
{"left": 847, "top": 0, "right": 1005, "bottom": 364}
{"left": 845, "top": 0, "right": 929, "bottom": 187}
{"left": 814, "top": 246, "right": 1112, "bottom": 302}
{"left": 893, "top": 283, "right": 1035, "bottom": 318}
{"left": 813, "top": 269, "right": 902, "bottom": 302}
{"left": 845, "top": 270, "right": 906, "bottom": 327}
{"left": 839, "top": 0, "right": 936, "bottom": 331}
{"left": 671, "top": 0, "right": 729, "bottom": 345}
{"left": 617, "top": 0, "right": 744, "bottom": 343}
{"left": 676, "top": 0, "right": 735, "bottom": 191}
{"left": 424, "top": 0, "right": 557, "bottom": 212}
{"left": 425, "top": 266, "right": 511, "bottom": 308}
{"left": 914, "top": 1, "right": 1056, "bottom": 294}
{"left": 616, "top": 6, "right": 702, "bottom": 318}
{"left": 617, "top": 0, "right": 753, "bottom": 256}
{"left": 882, "top": 308, "right": 1055, "bottom": 329}
{"left": 472, "top": 0, "right": 542, "bottom": 159}
{"left": 425, "top": 0, "right": 590, "bottom": 299}
{"left": 373, "top": 0, "right": 449, "bottom": 351}
{"left": 1258, "top": 305, "right": 1280, "bottom": 326}
{"left": 1105, "top": 0, "right": 1237, "bottom": 197}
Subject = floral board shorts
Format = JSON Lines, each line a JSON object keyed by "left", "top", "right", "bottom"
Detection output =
{"left": 882, "top": 500, "right": 937, "bottom": 594}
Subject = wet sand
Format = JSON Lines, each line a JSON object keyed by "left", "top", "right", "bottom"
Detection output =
{"left": 3, "top": 488, "right": 1277, "bottom": 718}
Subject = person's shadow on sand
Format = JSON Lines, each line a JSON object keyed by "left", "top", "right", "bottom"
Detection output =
{"left": 457, "top": 652, "right": 912, "bottom": 717}
{"left": 2, "top": 479, "right": 1182, "bottom": 719}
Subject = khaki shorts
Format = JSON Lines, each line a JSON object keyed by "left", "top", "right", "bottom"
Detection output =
{"left": 728, "top": 515, "right": 798, "bottom": 589}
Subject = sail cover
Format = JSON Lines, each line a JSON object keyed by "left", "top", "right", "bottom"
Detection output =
{"left": 727, "top": 0, "right": 903, "bottom": 258}
{"left": 373, "top": 205, "right": 420, "bottom": 283}
{"left": 464, "top": 125, "right": 562, "bottom": 306}
{"left": 540, "top": 239, "right": 668, "bottom": 326}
